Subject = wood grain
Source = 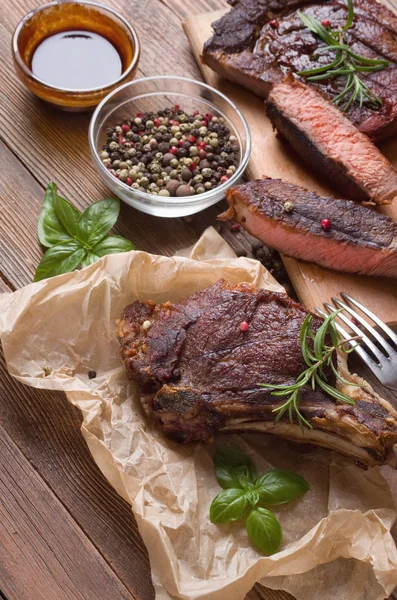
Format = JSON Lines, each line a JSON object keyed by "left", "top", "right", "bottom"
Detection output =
{"left": 0, "top": 0, "right": 396, "bottom": 599}
{"left": 183, "top": 9, "right": 397, "bottom": 324}
{"left": 0, "top": 344, "right": 154, "bottom": 599}
{"left": 0, "top": 424, "right": 136, "bottom": 600}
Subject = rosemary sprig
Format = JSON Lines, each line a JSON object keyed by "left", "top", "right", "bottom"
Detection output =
{"left": 296, "top": 0, "right": 389, "bottom": 110}
{"left": 259, "top": 310, "right": 360, "bottom": 432}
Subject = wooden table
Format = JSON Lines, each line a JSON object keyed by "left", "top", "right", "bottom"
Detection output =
{"left": 0, "top": 1, "right": 396, "bottom": 599}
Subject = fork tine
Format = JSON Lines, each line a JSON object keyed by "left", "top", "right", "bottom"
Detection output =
{"left": 318, "top": 304, "right": 381, "bottom": 370}
{"left": 340, "top": 293, "right": 397, "bottom": 347}
{"left": 332, "top": 297, "right": 396, "bottom": 358}
{"left": 330, "top": 298, "right": 388, "bottom": 364}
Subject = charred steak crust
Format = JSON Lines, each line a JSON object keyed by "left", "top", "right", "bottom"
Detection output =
{"left": 203, "top": 0, "right": 397, "bottom": 141}
{"left": 266, "top": 99, "right": 368, "bottom": 202}
{"left": 117, "top": 281, "right": 397, "bottom": 463}
{"left": 266, "top": 78, "right": 397, "bottom": 204}
{"left": 221, "top": 178, "right": 397, "bottom": 278}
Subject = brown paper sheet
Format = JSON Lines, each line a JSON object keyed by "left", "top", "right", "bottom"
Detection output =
{"left": 1, "top": 226, "right": 397, "bottom": 600}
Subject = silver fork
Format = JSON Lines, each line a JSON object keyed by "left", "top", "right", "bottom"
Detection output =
{"left": 315, "top": 293, "right": 397, "bottom": 391}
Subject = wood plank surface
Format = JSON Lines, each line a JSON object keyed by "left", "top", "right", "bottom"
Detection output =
{"left": 0, "top": 0, "right": 396, "bottom": 599}
{"left": 0, "top": 424, "right": 136, "bottom": 600}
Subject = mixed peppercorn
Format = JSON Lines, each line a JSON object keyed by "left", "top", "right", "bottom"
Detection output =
{"left": 100, "top": 105, "right": 240, "bottom": 197}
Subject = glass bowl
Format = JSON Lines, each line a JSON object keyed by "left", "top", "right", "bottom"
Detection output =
{"left": 88, "top": 76, "right": 251, "bottom": 217}
{"left": 12, "top": 1, "right": 140, "bottom": 111}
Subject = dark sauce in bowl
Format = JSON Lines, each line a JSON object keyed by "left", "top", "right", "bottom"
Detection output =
{"left": 31, "top": 30, "right": 122, "bottom": 90}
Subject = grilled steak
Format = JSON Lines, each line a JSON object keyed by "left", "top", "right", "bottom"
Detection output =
{"left": 117, "top": 280, "right": 397, "bottom": 466}
{"left": 203, "top": 0, "right": 397, "bottom": 141}
{"left": 266, "top": 78, "right": 397, "bottom": 203}
{"left": 220, "top": 178, "right": 397, "bottom": 277}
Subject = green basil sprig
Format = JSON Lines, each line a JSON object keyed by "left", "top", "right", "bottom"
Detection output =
{"left": 35, "top": 183, "right": 135, "bottom": 282}
{"left": 210, "top": 448, "right": 309, "bottom": 555}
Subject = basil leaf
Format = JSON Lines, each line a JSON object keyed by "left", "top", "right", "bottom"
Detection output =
{"left": 53, "top": 190, "right": 81, "bottom": 238}
{"left": 215, "top": 447, "right": 257, "bottom": 490}
{"left": 246, "top": 508, "right": 282, "bottom": 555}
{"left": 80, "top": 236, "right": 134, "bottom": 269}
{"left": 77, "top": 198, "right": 120, "bottom": 247}
{"left": 210, "top": 489, "right": 250, "bottom": 523}
{"left": 91, "top": 235, "right": 134, "bottom": 256}
{"left": 246, "top": 490, "right": 260, "bottom": 507}
{"left": 255, "top": 470, "right": 309, "bottom": 506}
{"left": 80, "top": 252, "right": 98, "bottom": 269}
{"left": 34, "top": 241, "right": 86, "bottom": 282}
{"left": 38, "top": 182, "right": 74, "bottom": 247}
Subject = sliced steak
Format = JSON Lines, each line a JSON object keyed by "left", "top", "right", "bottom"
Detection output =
{"left": 203, "top": 0, "right": 397, "bottom": 140}
{"left": 219, "top": 178, "right": 397, "bottom": 277}
{"left": 117, "top": 280, "right": 397, "bottom": 466}
{"left": 266, "top": 78, "right": 397, "bottom": 203}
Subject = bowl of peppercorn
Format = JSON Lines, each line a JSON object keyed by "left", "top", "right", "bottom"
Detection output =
{"left": 89, "top": 76, "right": 251, "bottom": 217}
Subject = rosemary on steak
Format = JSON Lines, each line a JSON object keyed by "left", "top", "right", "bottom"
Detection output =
{"left": 259, "top": 310, "right": 360, "bottom": 432}
{"left": 296, "top": 0, "right": 389, "bottom": 111}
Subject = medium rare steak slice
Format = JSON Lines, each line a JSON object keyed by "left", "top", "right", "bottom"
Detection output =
{"left": 203, "top": 0, "right": 397, "bottom": 140}
{"left": 266, "top": 78, "right": 397, "bottom": 203}
{"left": 219, "top": 178, "right": 397, "bottom": 278}
{"left": 117, "top": 280, "right": 397, "bottom": 466}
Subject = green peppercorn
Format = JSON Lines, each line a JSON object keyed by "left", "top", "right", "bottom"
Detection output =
{"left": 146, "top": 120, "right": 154, "bottom": 129}
{"left": 119, "top": 169, "right": 128, "bottom": 181}
{"left": 101, "top": 150, "right": 109, "bottom": 159}
{"left": 202, "top": 168, "right": 213, "bottom": 178}
{"left": 119, "top": 161, "right": 129, "bottom": 170}
{"left": 158, "top": 189, "right": 171, "bottom": 197}
{"left": 170, "top": 158, "right": 179, "bottom": 168}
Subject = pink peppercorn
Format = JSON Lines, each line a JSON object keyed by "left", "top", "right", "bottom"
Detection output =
{"left": 220, "top": 175, "right": 229, "bottom": 184}
{"left": 321, "top": 218, "right": 332, "bottom": 231}
{"left": 121, "top": 124, "right": 130, "bottom": 134}
{"left": 153, "top": 118, "right": 161, "bottom": 127}
{"left": 240, "top": 321, "right": 249, "bottom": 332}
{"left": 170, "top": 146, "right": 178, "bottom": 155}
{"left": 321, "top": 19, "right": 331, "bottom": 27}
{"left": 188, "top": 135, "right": 196, "bottom": 143}
{"left": 230, "top": 223, "right": 241, "bottom": 232}
{"left": 269, "top": 19, "right": 279, "bottom": 28}
{"left": 126, "top": 177, "right": 132, "bottom": 186}
{"left": 199, "top": 149, "right": 207, "bottom": 159}
{"left": 189, "top": 162, "right": 197, "bottom": 172}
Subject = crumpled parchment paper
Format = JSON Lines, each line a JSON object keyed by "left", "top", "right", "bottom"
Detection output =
{"left": 1, "top": 226, "right": 396, "bottom": 600}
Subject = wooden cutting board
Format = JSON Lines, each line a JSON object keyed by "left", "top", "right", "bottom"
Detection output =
{"left": 183, "top": 9, "right": 397, "bottom": 324}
